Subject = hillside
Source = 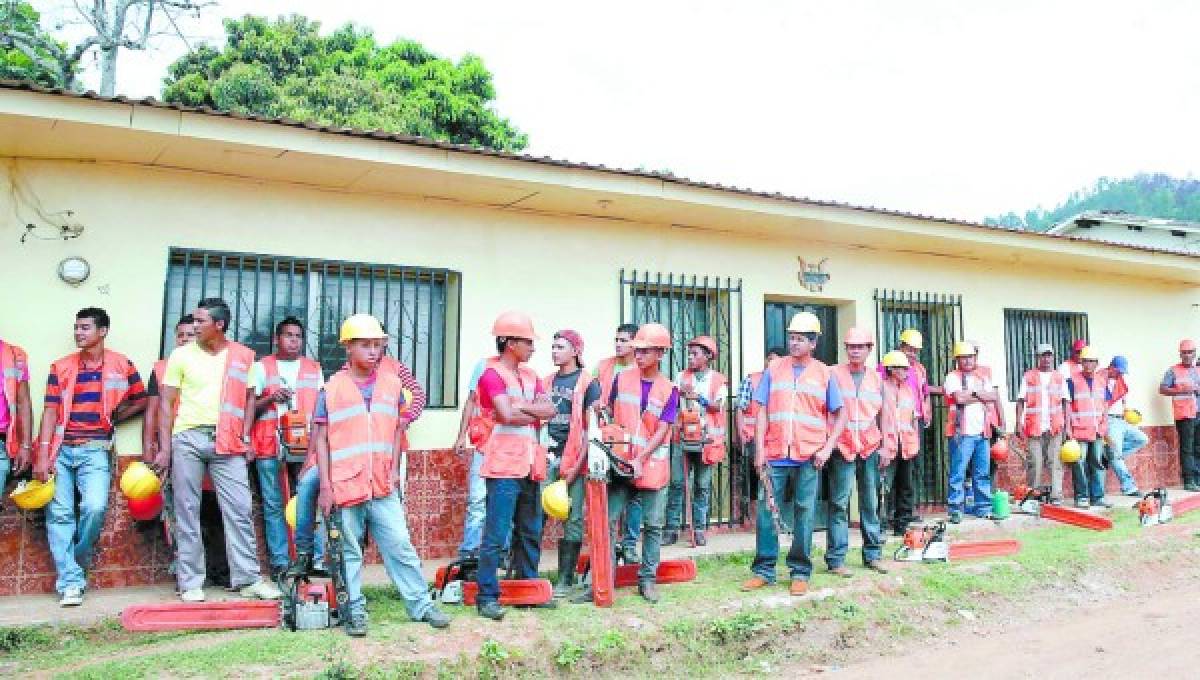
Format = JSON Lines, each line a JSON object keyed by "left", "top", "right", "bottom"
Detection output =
{"left": 984, "top": 173, "right": 1200, "bottom": 231}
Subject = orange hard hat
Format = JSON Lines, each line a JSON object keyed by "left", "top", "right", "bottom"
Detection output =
{"left": 687, "top": 335, "right": 717, "bottom": 357}
{"left": 1181, "top": 339, "right": 1197, "bottom": 352}
{"left": 632, "top": 323, "right": 671, "bottom": 350}
{"left": 843, "top": 327, "right": 873, "bottom": 346}
{"left": 491, "top": 311, "right": 538, "bottom": 340}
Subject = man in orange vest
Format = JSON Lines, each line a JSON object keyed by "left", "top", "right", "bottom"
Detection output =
{"left": 1, "top": 336, "right": 33, "bottom": 495}
{"left": 887, "top": 329, "right": 934, "bottom": 427}
{"left": 742, "top": 312, "right": 847, "bottom": 596}
{"left": 312, "top": 314, "right": 449, "bottom": 636}
{"left": 1159, "top": 339, "right": 1199, "bottom": 491}
{"left": 1058, "top": 338, "right": 1087, "bottom": 381}
{"left": 34, "top": 307, "right": 147, "bottom": 607}
{"left": 880, "top": 350, "right": 920, "bottom": 540}
{"left": 473, "top": 311, "right": 556, "bottom": 621}
{"left": 1066, "top": 346, "right": 1112, "bottom": 508}
{"left": 943, "top": 341, "right": 1005, "bottom": 523}
{"left": 142, "top": 315, "right": 195, "bottom": 464}
{"left": 156, "top": 298, "right": 281, "bottom": 603}
{"left": 1015, "top": 344, "right": 1069, "bottom": 504}
{"left": 826, "top": 328, "right": 889, "bottom": 575}
{"left": 737, "top": 347, "right": 786, "bottom": 530}
{"left": 665, "top": 335, "right": 727, "bottom": 547}
{"left": 597, "top": 324, "right": 642, "bottom": 562}
{"left": 246, "top": 317, "right": 324, "bottom": 581}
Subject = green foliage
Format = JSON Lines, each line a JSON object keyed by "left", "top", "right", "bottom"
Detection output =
{"left": 478, "top": 638, "right": 511, "bottom": 664}
{"left": 162, "top": 15, "right": 527, "bottom": 150}
{"left": 985, "top": 173, "right": 1200, "bottom": 231}
{"left": 0, "top": 1, "right": 73, "bottom": 87}
{"left": 0, "top": 625, "right": 54, "bottom": 653}
{"left": 554, "top": 640, "right": 586, "bottom": 669}
{"left": 594, "top": 628, "right": 628, "bottom": 655}
{"left": 707, "top": 612, "right": 766, "bottom": 643}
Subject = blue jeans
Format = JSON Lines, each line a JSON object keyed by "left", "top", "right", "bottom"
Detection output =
{"left": 826, "top": 452, "right": 885, "bottom": 566}
{"left": 0, "top": 454, "right": 9, "bottom": 493}
{"left": 948, "top": 435, "right": 991, "bottom": 516}
{"left": 47, "top": 443, "right": 112, "bottom": 593}
{"left": 293, "top": 465, "right": 326, "bottom": 563}
{"left": 476, "top": 477, "right": 543, "bottom": 605}
{"left": 609, "top": 480, "right": 667, "bottom": 583}
{"left": 1072, "top": 439, "right": 1107, "bottom": 503}
{"left": 1106, "top": 416, "right": 1147, "bottom": 494}
{"left": 621, "top": 495, "right": 643, "bottom": 550}
{"left": 751, "top": 463, "right": 818, "bottom": 582}
{"left": 458, "top": 452, "right": 487, "bottom": 557}
{"left": 339, "top": 492, "right": 434, "bottom": 621}
{"left": 666, "top": 448, "right": 714, "bottom": 531}
{"left": 254, "top": 457, "right": 289, "bottom": 570}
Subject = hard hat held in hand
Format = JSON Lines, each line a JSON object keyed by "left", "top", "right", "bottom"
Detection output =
{"left": 120, "top": 461, "right": 162, "bottom": 500}
{"left": 541, "top": 480, "right": 570, "bottom": 520}
{"left": 899, "top": 328, "right": 923, "bottom": 350}
{"left": 491, "top": 311, "right": 538, "bottom": 340}
{"left": 286, "top": 495, "right": 298, "bottom": 529}
{"left": 1123, "top": 409, "right": 1142, "bottom": 426}
{"left": 990, "top": 437, "right": 1010, "bottom": 462}
{"left": 339, "top": 314, "right": 388, "bottom": 343}
{"left": 128, "top": 491, "right": 164, "bottom": 521}
{"left": 10, "top": 477, "right": 55, "bottom": 511}
{"left": 786, "top": 312, "right": 821, "bottom": 334}
{"left": 1060, "top": 439, "right": 1082, "bottom": 464}
{"left": 881, "top": 350, "right": 909, "bottom": 368}
{"left": 842, "top": 327, "right": 873, "bottom": 346}
{"left": 631, "top": 323, "right": 671, "bottom": 350}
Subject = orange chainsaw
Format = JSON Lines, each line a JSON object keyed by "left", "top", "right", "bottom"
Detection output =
{"left": 1137, "top": 488, "right": 1173, "bottom": 527}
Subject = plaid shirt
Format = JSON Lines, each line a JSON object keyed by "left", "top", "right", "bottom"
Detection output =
{"left": 736, "top": 375, "right": 755, "bottom": 411}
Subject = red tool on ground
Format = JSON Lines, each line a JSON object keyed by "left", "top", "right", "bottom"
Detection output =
{"left": 575, "top": 554, "right": 698, "bottom": 587}
{"left": 120, "top": 601, "right": 280, "bottom": 632}
{"left": 947, "top": 539, "right": 1022, "bottom": 560}
{"left": 1171, "top": 492, "right": 1200, "bottom": 516}
{"left": 460, "top": 579, "right": 554, "bottom": 607}
{"left": 1012, "top": 484, "right": 1113, "bottom": 531}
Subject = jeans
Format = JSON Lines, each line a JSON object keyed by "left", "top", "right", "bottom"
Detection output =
{"left": 621, "top": 495, "right": 643, "bottom": 550}
{"left": 948, "top": 435, "right": 991, "bottom": 516}
{"left": 1025, "top": 431, "right": 1065, "bottom": 500}
{"left": 339, "top": 492, "right": 433, "bottom": 621}
{"left": 476, "top": 477, "right": 543, "bottom": 605}
{"left": 293, "top": 465, "right": 326, "bottom": 563}
{"left": 0, "top": 453, "right": 9, "bottom": 494}
{"left": 254, "top": 457, "right": 289, "bottom": 570}
{"left": 608, "top": 479, "right": 668, "bottom": 583}
{"left": 1072, "top": 439, "right": 1107, "bottom": 503}
{"left": 883, "top": 455, "right": 917, "bottom": 532}
{"left": 47, "top": 443, "right": 112, "bottom": 593}
{"left": 458, "top": 452, "right": 487, "bottom": 557}
{"left": 751, "top": 463, "right": 818, "bottom": 582}
{"left": 1176, "top": 417, "right": 1199, "bottom": 484}
{"left": 546, "top": 457, "right": 586, "bottom": 543}
{"left": 666, "top": 448, "right": 714, "bottom": 531}
{"left": 1106, "top": 416, "right": 1148, "bottom": 494}
{"left": 826, "top": 452, "right": 885, "bottom": 566}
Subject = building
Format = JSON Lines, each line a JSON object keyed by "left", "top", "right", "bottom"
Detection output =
{"left": 1, "top": 80, "right": 1198, "bottom": 595}
{"left": 1048, "top": 210, "right": 1200, "bottom": 254}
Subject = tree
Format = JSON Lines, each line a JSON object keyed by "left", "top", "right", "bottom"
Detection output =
{"left": 1, "top": 0, "right": 211, "bottom": 96}
{"left": 162, "top": 15, "right": 528, "bottom": 151}
{"left": 984, "top": 173, "right": 1200, "bottom": 231}
{"left": 1, "top": 1, "right": 73, "bottom": 87}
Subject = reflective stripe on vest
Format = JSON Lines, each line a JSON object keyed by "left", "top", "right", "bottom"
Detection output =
{"left": 542, "top": 369, "right": 593, "bottom": 477}
{"left": 478, "top": 358, "right": 546, "bottom": 481}
{"left": 2, "top": 343, "right": 28, "bottom": 458}
{"left": 325, "top": 369, "right": 403, "bottom": 507}
{"left": 679, "top": 369, "right": 728, "bottom": 464}
{"left": 831, "top": 364, "right": 882, "bottom": 459}
{"left": 1171, "top": 365, "right": 1199, "bottom": 420}
{"left": 250, "top": 356, "right": 323, "bottom": 457}
{"left": 47, "top": 349, "right": 132, "bottom": 462}
{"left": 1021, "top": 370, "right": 1065, "bottom": 437}
{"left": 763, "top": 357, "right": 831, "bottom": 463}
{"left": 944, "top": 366, "right": 999, "bottom": 438}
{"left": 1069, "top": 370, "right": 1109, "bottom": 442}
{"left": 613, "top": 367, "right": 674, "bottom": 490}
{"left": 214, "top": 342, "right": 255, "bottom": 455}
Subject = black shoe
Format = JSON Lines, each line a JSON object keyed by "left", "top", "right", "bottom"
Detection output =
{"left": 285, "top": 553, "right": 312, "bottom": 579}
{"left": 421, "top": 607, "right": 451, "bottom": 629}
{"left": 865, "top": 560, "right": 890, "bottom": 574}
{"left": 309, "top": 563, "right": 330, "bottom": 579}
{"left": 570, "top": 586, "right": 594, "bottom": 605}
{"left": 554, "top": 541, "right": 580, "bottom": 598}
{"left": 621, "top": 545, "right": 640, "bottom": 565}
{"left": 638, "top": 581, "right": 660, "bottom": 604}
{"left": 948, "top": 512, "right": 963, "bottom": 524}
{"left": 477, "top": 602, "right": 506, "bottom": 621}
{"left": 516, "top": 600, "right": 559, "bottom": 609}
{"left": 662, "top": 530, "right": 679, "bottom": 546}
{"left": 1092, "top": 498, "right": 1114, "bottom": 509}
{"left": 346, "top": 613, "right": 368, "bottom": 637}
{"left": 694, "top": 531, "right": 707, "bottom": 547}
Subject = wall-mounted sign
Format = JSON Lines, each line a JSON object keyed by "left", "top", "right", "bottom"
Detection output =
{"left": 797, "top": 257, "right": 829, "bottom": 292}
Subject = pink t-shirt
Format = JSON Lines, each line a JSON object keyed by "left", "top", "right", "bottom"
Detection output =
{"left": 477, "top": 368, "right": 544, "bottom": 411}
{"left": 0, "top": 340, "right": 30, "bottom": 432}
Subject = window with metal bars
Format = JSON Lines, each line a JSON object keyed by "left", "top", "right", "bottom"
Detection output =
{"left": 1002, "top": 309, "right": 1089, "bottom": 401}
{"left": 160, "top": 248, "right": 461, "bottom": 408}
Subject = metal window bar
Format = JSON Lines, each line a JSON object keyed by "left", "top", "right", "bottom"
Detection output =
{"left": 1003, "top": 309, "right": 1089, "bottom": 401}
{"left": 873, "top": 289, "right": 964, "bottom": 507}
{"left": 160, "top": 248, "right": 461, "bottom": 408}
{"left": 619, "top": 269, "right": 744, "bottom": 529}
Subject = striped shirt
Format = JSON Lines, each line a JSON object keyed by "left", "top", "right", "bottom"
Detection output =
{"left": 45, "top": 357, "right": 146, "bottom": 443}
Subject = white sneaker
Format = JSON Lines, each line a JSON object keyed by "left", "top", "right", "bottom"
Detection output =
{"left": 60, "top": 587, "right": 84, "bottom": 607}
{"left": 180, "top": 588, "right": 206, "bottom": 603}
{"left": 239, "top": 579, "right": 283, "bottom": 600}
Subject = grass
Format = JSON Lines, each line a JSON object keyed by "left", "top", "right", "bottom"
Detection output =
{"left": 8, "top": 510, "right": 1199, "bottom": 678}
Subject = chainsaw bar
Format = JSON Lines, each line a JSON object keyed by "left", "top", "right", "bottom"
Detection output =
{"left": 460, "top": 578, "right": 553, "bottom": 607}
{"left": 120, "top": 600, "right": 281, "bottom": 632}
{"left": 1172, "top": 493, "right": 1200, "bottom": 516}
{"left": 948, "top": 539, "right": 1022, "bottom": 560}
{"left": 584, "top": 478, "right": 615, "bottom": 607}
{"left": 1039, "top": 504, "right": 1113, "bottom": 531}
{"left": 575, "top": 556, "right": 697, "bottom": 586}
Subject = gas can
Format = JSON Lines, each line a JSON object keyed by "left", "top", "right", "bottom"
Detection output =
{"left": 992, "top": 490, "right": 1011, "bottom": 520}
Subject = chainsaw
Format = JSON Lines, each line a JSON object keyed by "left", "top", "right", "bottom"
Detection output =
{"left": 1137, "top": 488, "right": 1173, "bottom": 527}
{"left": 282, "top": 509, "right": 351, "bottom": 631}
{"left": 893, "top": 521, "right": 950, "bottom": 562}
{"left": 1010, "top": 484, "right": 1114, "bottom": 531}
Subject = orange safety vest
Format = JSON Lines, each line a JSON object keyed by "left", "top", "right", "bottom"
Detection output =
{"left": 479, "top": 358, "right": 547, "bottom": 481}
{"left": 1020, "top": 369, "right": 1066, "bottom": 437}
{"left": 762, "top": 357, "right": 832, "bottom": 463}
{"left": 738, "top": 371, "right": 764, "bottom": 443}
{"left": 249, "top": 356, "right": 322, "bottom": 459}
{"left": 46, "top": 349, "right": 135, "bottom": 464}
{"left": 677, "top": 369, "right": 728, "bottom": 465}
{"left": 2, "top": 342, "right": 29, "bottom": 459}
{"left": 881, "top": 378, "right": 920, "bottom": 460}
{"left": 831, "top": 364, "right": 883, "bottom": 460}
{"left": 214, "top": 342, "right": 256, "bottom": 455}
{"left": 944, "top": 366, "right": 1001, "bottom": 438}
{"left": 612, "top": 367, "right": 674, "bottom": 490}
{"left": 324, "top": 369, "right": 406, "bottom": 508}
{"left": 1169, "top": 364, "right": 1199, "bottom": 420}
{"left": 541, "top": 369, "right": 593, "bottom": 476}
{"left": 1068, "top": 370, "right": 1109, "bottom": 442}
{"left": 596, "top": 356, "right": 630, "bottom": 408}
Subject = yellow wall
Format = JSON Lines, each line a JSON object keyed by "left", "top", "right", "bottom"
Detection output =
{"left": 2, "top": 159, "right": 1197, "bottom": 453}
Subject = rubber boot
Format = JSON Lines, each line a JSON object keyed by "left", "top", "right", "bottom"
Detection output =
{"left": 554, "top": 541, "right": 581, "bottom": 598}
{"left": 662, "top": 530, "right": 679, "bottom": 546}
{"left": 285, "top": 553, "right": 312, "bottom": 579}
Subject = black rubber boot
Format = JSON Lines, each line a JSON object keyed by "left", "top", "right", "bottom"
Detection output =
{"left": 285, "top": 553, "right": 312, "bottom": 579}
{"left": 554, "top": 541, "right": 581, "bottom": 598}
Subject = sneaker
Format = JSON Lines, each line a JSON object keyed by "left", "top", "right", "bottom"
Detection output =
{"left": 948, "top": 511, "right": 963, "bottom": 524}
{"left": 180, "top": 588, "right": 205, "bottom": 603}
{"left": 239, "top": 579, "right": 283, "bottom": 600}
{"left": 421, "top": 607, "right": 451, "bottom": 629}
{"left": 865, "top": 561, "right": 890, "bottom": 575}
{"left": 828, "top": 566, "right": 853, "bottom": 579}
{"left": 662, "top": 530, "right": 679, "bottom": 546}
{"left": 621, "top": 546, "right": 640, "bottom": 565}
{"left": 1124, "top": 489, "right": 1141, "bottom": 497}
{"left": 740, "top": 576, "right": 773, "bottom": 591}
{"left": 638, "top": 581, "right": 660, "bottom": 604}
{"left": 346, "top": 613, "right": 368, "bottom": 637}
{"left": 477, "top": 601, "right": 506, "bottom": 621}
{"left": 694, "top": 531, "right": 707, "bottom": 547}
{"left": 1048, "top": 497, "right": 1064, "bottom": 506}
{"left": 60, "top": 587, "right": 84, "bottom": 607}
{"left": 570, "top": 587, "right": 594, "bottom": 605}
{"left": 789, "top": 580, "right": 808, "bottom": 596}
{"left": 1092, "top": 498, "right": 1114, "bottom": 509}
{"left": 1075, "top": 499, "right": 1091, "bottom": 509}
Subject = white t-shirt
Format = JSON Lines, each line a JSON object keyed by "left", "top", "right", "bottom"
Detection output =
{"left": 250, "top": 358, "right": 324, "bottom": 417}
{"left": 677, "top": 369, "right": 718, "bottom": 407}
{"left": 1106, "top": 377, "right": 1124, "bottom": 416}
{"left": 1017, "top": 370, "right": 1056, "bottom": 433}
{"left": 944, "top": 371, "right": 992, "bottom": 436}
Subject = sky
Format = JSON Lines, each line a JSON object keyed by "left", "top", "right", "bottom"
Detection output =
{"left": 34, "top": 0, "right": 1200, "bottom": 222}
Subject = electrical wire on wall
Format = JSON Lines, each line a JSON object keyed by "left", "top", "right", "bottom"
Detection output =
{"left": 5, "top": 159, "right": 85, "bottom": 242}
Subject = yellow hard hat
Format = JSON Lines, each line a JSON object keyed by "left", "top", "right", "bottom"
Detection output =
{"left": 1079, "top": 345, "right": 1100, "bottom": 361}
{"left": 11, "top": 477, "right": 55, "bottom": 511}
{"left": 1060, "top": 439, "right": 1082, "bottom": 464}
{"left": 899, "top": 329, "right": 924, "bottom": 350}
{"left": 120, "top": 461, "right": 162, "bottom": 501}
{"left": 882, "top": 350, "right": 910, "bottom": 368}
{"left": 952, "top": 341, "right": 977, "bottom": 358}
{"left": 286, "top": 495, "right": 297, "bottom": 530}
{"left": 339, "top": 314, "right": 387, "bottom": 343}
{"left": 1123, "top": 409, "right": 1142, "bottom": 426}
{"left": 787, "top": 312, "right": 821, "bottom": 334}
{"left": 541, "top": 480, "right": 570, "bottom": 520}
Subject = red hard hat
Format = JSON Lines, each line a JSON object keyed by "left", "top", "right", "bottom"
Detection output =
{"left": 843, "top": 327, "right": 874, "bottom": 346}
{"left": 687, "top": 335, "right": 717, "bottom": 357}
{"left": 990, "top": 438, "right": 1010, "bottom": 462}
{"left": 491, "top": 311, "right": 538, "bottom": 340}
{"left": 1181, "top": 339, "right": 1197, "bottom": 352}
{"left": 128, "top": 491, "right": 164, "bottom": 522}
{"left": 1071, "top": 339, "right": 1087, "bottom": 352}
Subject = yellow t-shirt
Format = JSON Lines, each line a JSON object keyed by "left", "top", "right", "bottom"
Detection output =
{"left": 163, "top": 342, "right": 228, "bottom": 435}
